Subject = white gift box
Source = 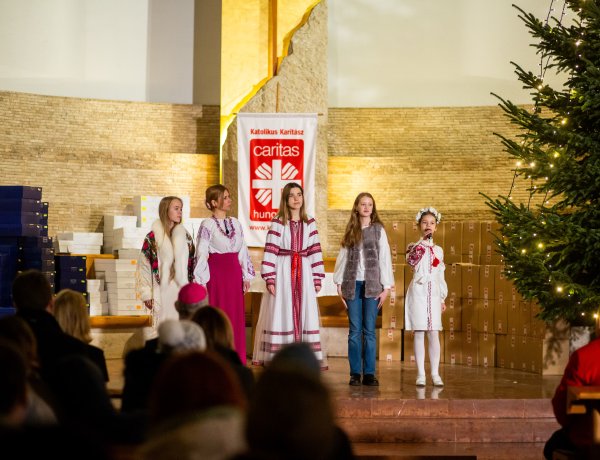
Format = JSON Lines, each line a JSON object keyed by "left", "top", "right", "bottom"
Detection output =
{"left": 87, "top": 279, "right": 105, "bottom": 292}
{"left": 95, "top": 271, "right": 136, "bottom": 285}
{"left": 89, "top": 303, "right": 109, "bottom": 316}
{"left": 88, "top": 291, "right": 108, "bottom": 304}
{"left": 117, "top": 249, "right": 140, "bottom": 259}
{"left": 107, "top": 288, "right": 137, "bottom": 300}
{"left": 104, "top": 215, "right": 138, "bottom": 230}
{"left": 68, "top": 244, "right": 101, "bottom": 254}
{"left": 94, "top": 259, "right": 137, "bottom": 272}
{"left": 57, "top": 232, "right": 103, "bottom": 245}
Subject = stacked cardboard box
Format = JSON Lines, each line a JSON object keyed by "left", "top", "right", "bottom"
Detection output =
{"left": 94, "top": 258, "right": 143, "bottom": 316}
{"left": 103, "top": 215, "right": 138, "bottom": 254}
{"left": 56, "top": 232, "right": 103, "bottom": 254}
{"left": 87, "top": 279, "right": 108, "bottom": 316}
{"left": 0, "top": 186, "right": 55, "bottom": 298}
{"left": 55, "top": 255, "right": 87, "bottom": 295}
{"left": 376, "top": 220, "right": 568, "bottom": 375}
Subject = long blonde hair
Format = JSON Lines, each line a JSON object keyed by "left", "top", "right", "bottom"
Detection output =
{"left": 158, "top": 196, "right": 183, "bottom": 238}
{"left": 53, "top": 289, "right": 92, "bottom": 344}
{"left": 341, "top": 192, "right": 383, "bottom": 248}
{"left": 275, "top": 182, "right": 308, "bottom": 226}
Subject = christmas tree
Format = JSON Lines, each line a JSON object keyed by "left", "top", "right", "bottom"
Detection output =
{"left": 484, "top": 0, "right": 600, "bottom": 324}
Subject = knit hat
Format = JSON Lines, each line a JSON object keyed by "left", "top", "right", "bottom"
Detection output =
{"left": 178, "top": 283, "right": 208, "bottom": 305}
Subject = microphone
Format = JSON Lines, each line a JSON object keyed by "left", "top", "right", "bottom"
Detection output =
{"left": 426, "top": 233, "right": 433, "bottom": 240}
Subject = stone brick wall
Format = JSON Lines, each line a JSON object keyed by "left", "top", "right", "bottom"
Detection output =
{"left": 0, "top": 91, "right": 219, "bottom": 236}
{"left": 324, "top": 106, "right": 530, "bottom": 254}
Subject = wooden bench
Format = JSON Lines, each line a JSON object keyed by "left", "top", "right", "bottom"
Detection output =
{"left": 555, "top": 385, "right": 600, "bottom": 459}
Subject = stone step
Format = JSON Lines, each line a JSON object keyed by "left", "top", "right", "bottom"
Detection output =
{"left": 335, "top": 398, "right": 559, "bottom": 443}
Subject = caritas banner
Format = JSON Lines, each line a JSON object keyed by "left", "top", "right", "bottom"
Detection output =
{"left": 237, "top": 113, "right": 317, "bottom": 246}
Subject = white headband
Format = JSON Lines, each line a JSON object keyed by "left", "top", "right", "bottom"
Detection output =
{"left": 416, "top": 206, "right": 442, "bottom": 224}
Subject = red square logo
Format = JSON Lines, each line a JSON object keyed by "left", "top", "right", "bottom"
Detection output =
{"left": 249, "top": 138, "right": 304, "bottom": 222}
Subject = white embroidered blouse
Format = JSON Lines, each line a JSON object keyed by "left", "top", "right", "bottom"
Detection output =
{"left": 193, "top": 216, "right": 255, "bottom": 285}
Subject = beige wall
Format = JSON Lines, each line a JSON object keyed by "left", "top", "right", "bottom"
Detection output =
{"left": 0, "top": 91, "right": 219, "bottom": 236}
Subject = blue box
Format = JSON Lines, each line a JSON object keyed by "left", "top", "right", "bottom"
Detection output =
{"left": 0, "top": 211, "right": 43, "bottom": 225}
{"left": 21, "top": 247, "right": 55, "bottom": 259}
{"left": 0, "top": 307, "right": 16, "bottom": 318}
{"left": 0, "top": 224, "right": 41, "bottom": 237}
{"left": 56, "top": 278, "right": 87, "bottom": 293}
{"left": 0, "top": 186, "right": 42, "bottom": 200}
{"left": 55, "top": 255, "right": 87, "bottom": 269}
{"left": 20, "top": 236, "right": 53, "bottom": 248}
{"left": 0, "top": 199, "right": 43, "bottom": 213}
{"left": 57, "top": 267, "right": 86, "bottom": 279}
{"left": 18, "top": 258, "right": 55, "bottom": 271}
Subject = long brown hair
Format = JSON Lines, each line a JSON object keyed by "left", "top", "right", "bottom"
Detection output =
{"left": 158, "top": 196, "right": 183, "bottom": 238}
{"left": 276, "top": 182, "right": 308, "bottom": 226}
{"left": 205, "top": 184, "right": 229, "bottom": 211}
{"left": 341, "top": 192, "right": 383, "bottom": 248}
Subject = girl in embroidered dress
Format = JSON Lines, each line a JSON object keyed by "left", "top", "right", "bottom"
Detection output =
{"left": 137, "top": 196, "right": 195, "bottom": 334}
{"left": 193, "top": 185, "right": 255, "bottom": 364}
{"left": 252, "top": 182, "right": 326, "bottom": 368}
{"left": 405, "top": 206, "right": 447, "bottom": 387}
{"left": 333, "top": 192, "right": 394, "bottom": 386}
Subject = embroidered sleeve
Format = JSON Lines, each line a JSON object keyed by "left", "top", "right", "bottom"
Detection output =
{"left": 193, "top": 222, "right": 212, "bottom": 285}
{"left": 306, "top": 218, "right": 325, "bottom": 287}
{"left": 261, "top": 219, "right": 282, "bottom": 285}
{"left": 407, "top": 242, "right": 425, "bottom": 268}
{"left": 236, "top": 222, "right": 256, "bottom": 281}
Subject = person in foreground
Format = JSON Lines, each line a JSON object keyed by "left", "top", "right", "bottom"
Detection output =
{"left": 543, "top": 317, "right": 600, "bottom": 460}
{"left": 405, "top": 206, "right": 447, "bottom": 387}
{"left": 252, "top": 182, "right": 326, "bottom": 368}
{"left": 333, "top": 192, "right": 394, "bottom": 386}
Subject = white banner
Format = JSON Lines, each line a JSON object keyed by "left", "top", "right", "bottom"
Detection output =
{"left": 237, "top": 113, "right": 317, "bottom": 246}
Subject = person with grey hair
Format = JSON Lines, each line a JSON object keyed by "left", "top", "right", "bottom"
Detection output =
{"left": 121, "top": 319, "right": 206, "bottom": 414}
{"left": 157, "top": 320, "right": 206, "bottom": 354}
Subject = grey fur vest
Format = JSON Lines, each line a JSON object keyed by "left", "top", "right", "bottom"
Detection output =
{"left": 341, "top": 224, "right": 383, "bottom": 300}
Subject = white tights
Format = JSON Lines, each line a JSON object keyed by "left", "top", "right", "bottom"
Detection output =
{"left": 413, "top": 331, "right": 441, "bottom": 377}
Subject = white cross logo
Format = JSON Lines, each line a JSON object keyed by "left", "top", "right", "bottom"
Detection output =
{"left": 252, "top": 159, "right": 301, "bottom": 207}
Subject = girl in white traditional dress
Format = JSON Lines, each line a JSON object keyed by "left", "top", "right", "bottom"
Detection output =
{"left": 194, "top": 184, "right": 255, "bottom": 364}
{"left": 137, "top": 196, "right": 196, "bottom": 334}
{"left": 405, "top": 206, "right": 447, "bottom": 387}
{"left": 252, "top": 182, "right": 327, "bottom": 368}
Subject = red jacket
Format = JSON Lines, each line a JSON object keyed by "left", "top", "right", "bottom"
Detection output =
{"left": 551, "top": 337, "right": 600, "bottom": 446}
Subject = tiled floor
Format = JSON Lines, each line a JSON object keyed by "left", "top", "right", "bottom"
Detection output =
{"left": 107, "top": 357, "right": 562, "bottom": 460}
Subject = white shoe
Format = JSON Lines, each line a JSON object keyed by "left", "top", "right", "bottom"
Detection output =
{"left": 432, "top": 375, "right": 444, "bottom": 386}
{"left": 416, "top": 375, "right": 426, "bottom": 386}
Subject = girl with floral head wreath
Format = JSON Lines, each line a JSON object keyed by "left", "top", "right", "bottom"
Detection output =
{"left": 405, "top": 206, "right": 447, "bottom": 387}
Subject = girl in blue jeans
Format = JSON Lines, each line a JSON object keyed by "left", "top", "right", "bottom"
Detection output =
{"left": 334, "top": 193, "right": 394, "bottom": 386}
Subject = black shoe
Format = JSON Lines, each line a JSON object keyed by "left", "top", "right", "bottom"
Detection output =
{"left": 362, "top": 374, "right": 379, "bottom": 386}
{"left": 349, "top": 374, "right": 361, "bottom": 386}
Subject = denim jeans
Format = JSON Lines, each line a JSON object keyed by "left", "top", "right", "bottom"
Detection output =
{"left": 346, "top": 281, "right": 379, "bottom": 375}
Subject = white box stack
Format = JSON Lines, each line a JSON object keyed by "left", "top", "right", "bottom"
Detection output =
{"left": 103, "top": 215, "right": 138, "bottom": 254}
{"left": 113, "top": 227, "right": 148, "bottom": 252}
{"left": 133, "top": 195, "right": 191, "bottom": 228}
{"left": 56, "top": 232, "right": 103, "bottom": 254}
{"left": 87, "top": 279, "right": 108, "bottom": 316}
{"left": 94, "top": 258, "right": 144, "bottom": 316}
